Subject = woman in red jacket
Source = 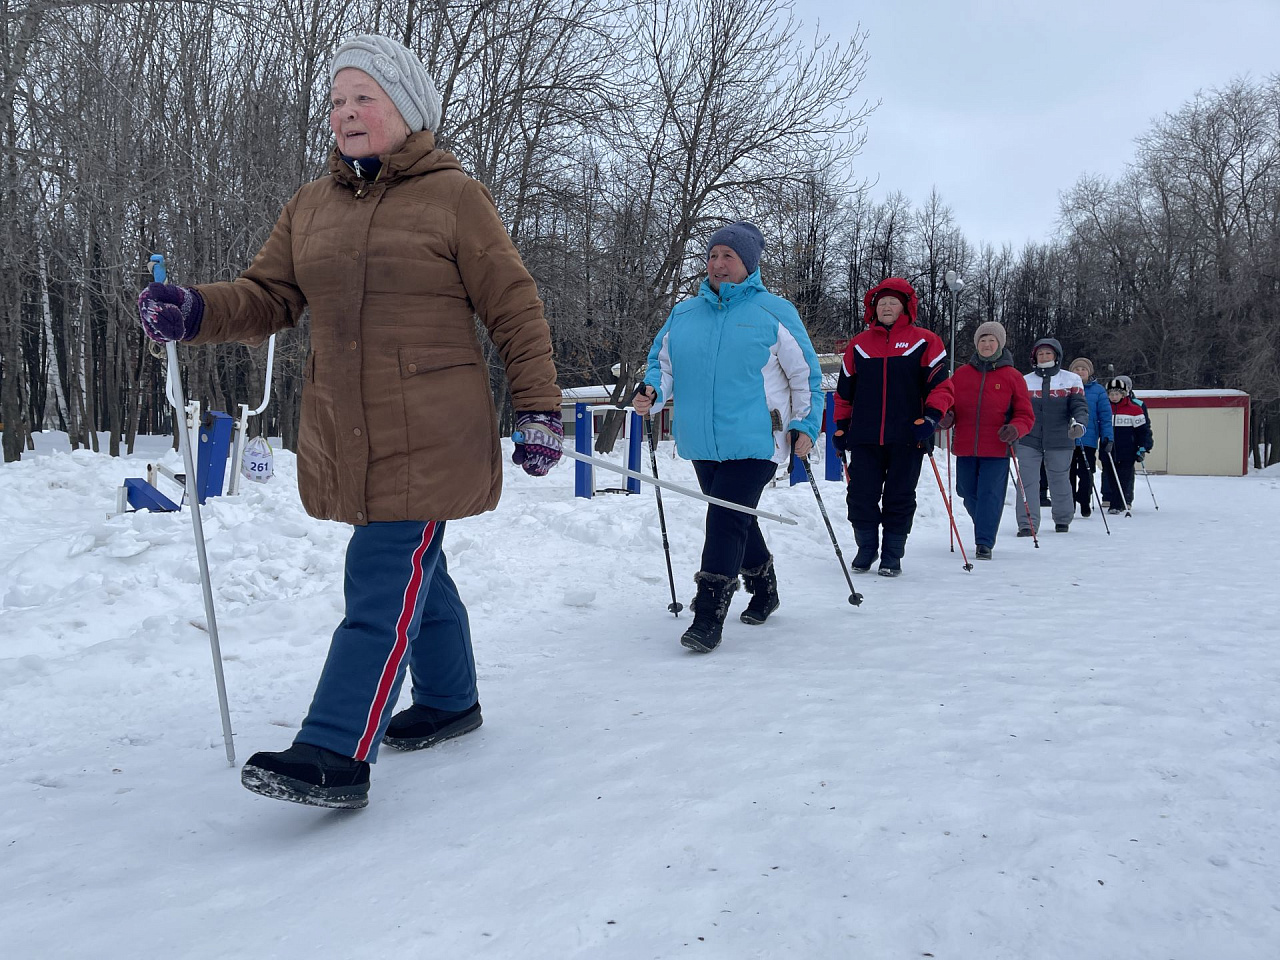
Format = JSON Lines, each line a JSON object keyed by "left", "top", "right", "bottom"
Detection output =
{"left": 924, "top": 321, "right": 1034, "bottom": 559}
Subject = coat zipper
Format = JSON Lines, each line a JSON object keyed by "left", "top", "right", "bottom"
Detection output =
{"left": 973, "top": 367, "right": 987, "bottom": 456}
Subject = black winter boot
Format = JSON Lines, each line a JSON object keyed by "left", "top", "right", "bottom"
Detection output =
{"left": 879, "top": 532, "right": 908, "bottom": 577}
{"left": 851, "top": 527, "right": 878, "bottom": 574}
{"left": 680, "top": 572, "right": 739, "bottom": 653}
{"left": 241, "top": 743, "right": 370, "bottom": 809}
{"left": 383, "top": 702, "right": 483, "bottom": 751}
{"left": 739, "top": 558, "right": 780, "bottom": 625}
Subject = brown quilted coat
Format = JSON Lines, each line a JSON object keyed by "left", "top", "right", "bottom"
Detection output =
{"left": 189, "top": 132, "right": 560, "bottom": 524}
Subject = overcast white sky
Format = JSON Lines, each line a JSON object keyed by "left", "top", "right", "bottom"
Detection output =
{"left": 795, "top": 0, "right": 1280, "bottom": 251}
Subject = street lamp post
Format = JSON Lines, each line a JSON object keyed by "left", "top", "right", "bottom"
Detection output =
{"left": 944, "top": 269, "right": 965, "bottom": 376}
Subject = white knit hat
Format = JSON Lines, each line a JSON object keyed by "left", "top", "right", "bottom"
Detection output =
{"left": 330, "top": 34, "right": 441, "bottom": 133}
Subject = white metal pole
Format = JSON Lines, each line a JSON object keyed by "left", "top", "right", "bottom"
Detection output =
{"left": 227, "top": 333, "right": 276, "bottom": 496}
{"left": 166, "top": 342, "right": 235, "bottom": 765}
{"left": 557, "top": 448, "right": 797, "bottom": 525}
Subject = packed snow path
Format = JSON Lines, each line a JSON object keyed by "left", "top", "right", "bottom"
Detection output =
{"left": 2, "top": 438, "right": 1278, "bottom": 959}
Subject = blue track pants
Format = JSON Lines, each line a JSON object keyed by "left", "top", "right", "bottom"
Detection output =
{"left": 954, "top": 456, "right": 1011, "bottom": 548}
{"left": 295, "top": 520, "right": 476, "bottom": 762}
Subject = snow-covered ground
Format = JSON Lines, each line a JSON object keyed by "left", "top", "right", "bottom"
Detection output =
{"left": 2, "top": 435, "right": 1278, "bottom": 959}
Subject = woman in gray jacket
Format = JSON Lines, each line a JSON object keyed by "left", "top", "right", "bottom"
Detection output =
{"left": 1015, "top": 338, "right": 1088, "bottom": 536}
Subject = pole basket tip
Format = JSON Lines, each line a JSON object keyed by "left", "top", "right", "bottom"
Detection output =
{"left": 963, "top": 563, "right": 974, "bottom": 572}
{"left": 668, "top": 601, "right": 684, "bottom": 616}
{"left": 848, "top": 593, "right": 863, "bottom": 606}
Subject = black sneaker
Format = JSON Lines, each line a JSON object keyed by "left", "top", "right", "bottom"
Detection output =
{"left": 1108, "top": 507, "right": 1122, "bottom": 515}
{"left": 1080, "top": 502, "right": 1092, "bottom": 518}
{"left": 1016, "top": 528, "right": 1035, "bottom": 538}
{"left": 241, "top": 743, "right": 369, "bottom": 809}
{"left": 1040, "top": 495, "right": 1052, "bottom": 507}
{"left": 1054, "top": 523, "right": 1070, "bottom": 533}
{"left": 975, "top": 545, "right": 992, "bottom": 560}
{"left": 383, "top": 702, "right": 483, "bottom": 752}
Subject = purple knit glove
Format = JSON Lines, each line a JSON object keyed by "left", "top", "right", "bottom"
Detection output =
{"left": 137, "top": 282, "right": 204, "bottom": 343}
{"left": 512, "top": 411, "right": 563, "bottom": 476}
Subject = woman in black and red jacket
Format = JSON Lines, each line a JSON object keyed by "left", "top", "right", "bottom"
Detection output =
{"left": 833, "top": 277, "right": 947, "bottom": 576}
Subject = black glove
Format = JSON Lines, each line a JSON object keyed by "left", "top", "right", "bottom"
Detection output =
{"left": 997, "top": 423, "right": 1019, "bottom": 444}
{"left": 832, "top": 419, "right": 852, "bottom": 451}
{"left": 938, "top": 410, "right": 955, "bottom": 430}
{"left": 1136, "top": 446, "right": 1147, "bottom": 462}
{"left": 1099, "top": 437, "right": 1114, "bottom": 458}
{"left": 912, "top": 410, "right": 941, "bottom": 444}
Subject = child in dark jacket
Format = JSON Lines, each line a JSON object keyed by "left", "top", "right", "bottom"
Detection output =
{"left": 923, "top": 321, "right": 1034, "bottom": 559}
{"left": 1101, "top": 377, "right": 1154, "bottom": 512}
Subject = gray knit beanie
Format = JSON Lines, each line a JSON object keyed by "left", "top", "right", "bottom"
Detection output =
{"left": 331, "top": 34, "right": 442, "bottom": 133}
{"left": 973, "top": 320, "right": 1006, "bottom": 351}
{"left": 706, "top": 221, "right": 766, "bottom": 276}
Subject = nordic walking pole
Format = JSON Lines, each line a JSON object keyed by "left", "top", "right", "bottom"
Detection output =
{"left": 923, "top": 445, "right": 973, "bottom": 571}
{"left": 792, "top": 433, "right": 863, "bottom": 606}
{"left": 149, "top": 255, "right": 235, "bottom": 767}
{"left": 1007, "top": 443, "right": 1040, "bottom": 548}
{"left": 555, "top": 447, "right": 797, "bottom": 524}
{"left": 1139, "top": 460, "right": 1159, "bottom": 510}
{"left": 1105, "top": 450, "right": 1132, "bottom": 517}
{"left": 946, "top": 428, "right": 954, "bottom": 553}
{"left": 1090, "top": 463, "right": 1112, "bottom": 536}
{"left": 626, "top": 385, "right": 682, "bottom": 616}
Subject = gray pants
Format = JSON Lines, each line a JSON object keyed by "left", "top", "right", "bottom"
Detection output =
{"left": 1015, "top": 446, "right": 1074, "bottom": 532}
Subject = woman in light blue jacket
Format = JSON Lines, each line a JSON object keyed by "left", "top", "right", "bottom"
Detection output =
{"left": 633, "top": 222, "right": 822, "bottom": 654}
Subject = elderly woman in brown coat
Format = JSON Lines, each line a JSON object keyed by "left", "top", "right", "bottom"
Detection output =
{"left": 137, "top": 35, "right": 562, "bottom": 809}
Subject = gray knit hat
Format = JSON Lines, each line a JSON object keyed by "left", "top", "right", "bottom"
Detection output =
{"left": 973, "top": 320, "right": 1006, "bottom": 351}
{"left": 706, "top": 221, "right": 766, "bottom": 276}
{"left": 331, "top": 34, "right": 442, "bottom": 133}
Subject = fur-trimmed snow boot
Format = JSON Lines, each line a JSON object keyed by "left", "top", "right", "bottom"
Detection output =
{"left": 680, "top": 571, "right": 739, "bottom": 653}
{"left": 739, "top": 557, "right": 780, "bottom": 625}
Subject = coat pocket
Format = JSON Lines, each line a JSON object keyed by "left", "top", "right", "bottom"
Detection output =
{"left": 398, "top": 344, "right": 480, "bottom": 379}
{"left": 394, "top": 344, "right": 496, "bottom": 516}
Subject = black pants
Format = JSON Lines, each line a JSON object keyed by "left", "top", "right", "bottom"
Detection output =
{"left": 844, "top": 443, "right": 925, "bottom": 535}
{"left": 1071, "top": 446, "right": 1097, "bottom": 508}
{"left": 1101, "top": 456, "right": 1136, "bottom": 507}
{"left": 692, "top": 459, "right": 777, "bottom": 577}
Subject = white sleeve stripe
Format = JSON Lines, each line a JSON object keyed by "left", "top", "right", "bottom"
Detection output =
{"left": 773, "top": 323, "right": 814, "bottom": 422}
{"left": 905, "top": 338, "right": 926, "bottom": 355}
{"left": 654, "top": 331, "right": 673, "bottom": 413}
{"left": 927, "top": 350, "right": 946, "bottom": 368}
{"left": 855, "top": 345, "right": 871, "bottom": 360}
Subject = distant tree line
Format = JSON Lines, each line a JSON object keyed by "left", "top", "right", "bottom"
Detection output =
{"left": 2, "top": 1, "right": 1276, "bottom": 465}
